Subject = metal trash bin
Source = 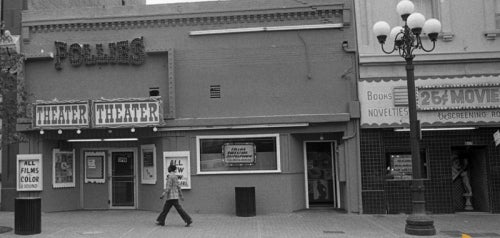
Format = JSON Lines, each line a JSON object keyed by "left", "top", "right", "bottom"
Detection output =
{"left": 15, "top": 197, "right": 41, "bottom": 235}
{"left": 235, "top": 187, "right": 256, "bottom": 217}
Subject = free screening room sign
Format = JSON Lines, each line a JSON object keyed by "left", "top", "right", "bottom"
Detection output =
{"left": 222, "top": 143, "right": 256, "bottom": 166}
{"left": 17, "top": 154, "right": 43, "bottom": 191}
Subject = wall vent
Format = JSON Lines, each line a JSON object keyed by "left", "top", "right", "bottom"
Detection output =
{"left": 393, "top": 86, "right": 408, "bottom": 106}
{"left": 210, "top": 85, "right": 221, "bottom": 98}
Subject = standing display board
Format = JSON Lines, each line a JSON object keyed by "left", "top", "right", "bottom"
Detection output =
{"left": 17, "top": 154, "right": 43, "bottom": 191}
{"left": 163, "top": 151, "right": 191, "bottom": 189}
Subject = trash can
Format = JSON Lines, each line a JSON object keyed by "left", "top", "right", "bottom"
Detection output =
{"left": 235, "top": 187, "right": 256, "bottom": 217}
{"left": 15, "top": 197, "right": 41, "bottom": 235}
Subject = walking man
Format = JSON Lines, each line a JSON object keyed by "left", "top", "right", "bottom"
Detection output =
{"left": 156, "top": 164, "right": 193, "bottom": 227}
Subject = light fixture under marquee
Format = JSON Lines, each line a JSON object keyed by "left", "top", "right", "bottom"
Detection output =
{"left": 67, "top": 138, "right": 138, "bottom": 143}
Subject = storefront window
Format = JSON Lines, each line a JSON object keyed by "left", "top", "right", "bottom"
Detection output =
{"left": 197, "top": 134, "right": 280, "bottom": 174}
{"left": 385, "top": 149, "right": 428, "bottom": 180}
{"left": 412, "top": 0, "right": 439, "bottom": 19}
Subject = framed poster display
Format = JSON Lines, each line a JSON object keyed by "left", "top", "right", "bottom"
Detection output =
{"left": 163, "top": 151, "right": 191, "bottom": 189}
{"left": 52, "top": 149, "right": 75, "bottom": 188}
{"left": 222, "top": 143, "right": 256, "bottom": 166}
{"left": 17, "top": 154, "right": 43, "bottom": 191}
{"left": 84, "top": 151, "right": 106, "bottom": 183}
{"left": 141, "top": 144, "right": 157, "bottom": 184}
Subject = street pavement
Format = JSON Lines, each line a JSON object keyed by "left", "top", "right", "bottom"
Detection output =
{"left": 0, "top": 209, "right": 499, "bottom": 237}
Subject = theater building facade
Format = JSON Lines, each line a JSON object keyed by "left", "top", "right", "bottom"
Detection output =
{"left": 1, "top": 0, "right": 362, "bottom": 214}
{"left": 355, "top": 0, "right": 500, "bottom": 214}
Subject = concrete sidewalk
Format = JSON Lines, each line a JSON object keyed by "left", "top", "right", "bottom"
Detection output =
{"left": 0, "top": 210, "right": 499, "bottom": 237}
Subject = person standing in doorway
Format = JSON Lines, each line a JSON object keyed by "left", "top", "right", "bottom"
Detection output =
{"left": 156, "top": 164, "right": 192, "bottom": 227}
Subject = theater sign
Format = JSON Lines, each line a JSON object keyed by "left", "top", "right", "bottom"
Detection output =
{"left": 34, "top": 100, "right": 90, "bottom": 129}
{"left": 358, "top": 75, "right": 500, "bottom": 128}
{"left": 33, "top": 97, "right": 162, "bottom": 129}
{"left": 93, "top": 97, "right": 162, "bottom": 128}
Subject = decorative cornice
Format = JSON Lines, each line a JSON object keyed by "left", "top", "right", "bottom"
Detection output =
{"left": 25, "top": 6, "right": 345, "bottom": 34}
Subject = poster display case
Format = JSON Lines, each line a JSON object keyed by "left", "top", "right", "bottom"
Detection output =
{"left": 52, "top": 149, "right": 75, "bottom": 188}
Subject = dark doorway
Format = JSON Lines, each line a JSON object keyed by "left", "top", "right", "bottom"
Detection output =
{"left": 111, "top": 151, "right": 135, "bottom": 208}
{"left": 450, "top": 146, "right": 490, "bottom": 212}
{"left": 306, "top": 141, "right": 336, "bottom": 208}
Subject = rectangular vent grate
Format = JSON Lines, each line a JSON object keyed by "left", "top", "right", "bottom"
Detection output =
{"left": 393, "top": 86, "right": 408, "bottom": 106}
{"left": 210, "top": 85, "right": 221, "bottom": 98}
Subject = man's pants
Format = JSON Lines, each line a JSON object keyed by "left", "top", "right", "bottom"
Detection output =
{"left": 156, "top": 199, "right": 192, "bottom": 224}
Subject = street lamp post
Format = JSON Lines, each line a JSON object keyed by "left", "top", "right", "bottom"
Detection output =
{"left": 372, "top": 0, "right": 441, "bottom": 236}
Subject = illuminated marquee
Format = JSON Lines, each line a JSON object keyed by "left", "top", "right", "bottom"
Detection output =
{"left": 33, "top": 97, "right": 162, "bottom": 129}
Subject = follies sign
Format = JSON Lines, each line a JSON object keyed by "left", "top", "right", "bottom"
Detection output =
{"left": 358, "top": 75, "right": 500, "bottom": 127}
{"left": 33, "top": 97, "right": 162, "bottom": 129}
{"left": 53, "top": 37, "right": 145, "bottom": 70}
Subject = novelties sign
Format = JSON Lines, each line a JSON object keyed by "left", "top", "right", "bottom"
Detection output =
{"left": 33, "top": 97, "right": 162, "bottom": 129}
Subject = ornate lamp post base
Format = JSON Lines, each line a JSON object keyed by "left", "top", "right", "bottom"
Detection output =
{"left": 405, "top": 215, "right": 436, "bottom": 236}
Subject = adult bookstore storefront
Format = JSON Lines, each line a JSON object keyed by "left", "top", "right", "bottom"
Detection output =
{"left": 359, "top": 74, "right": 500, "bottom": 214}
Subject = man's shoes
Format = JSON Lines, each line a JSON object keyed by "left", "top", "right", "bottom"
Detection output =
{"left": 185, "top": 221, "right": 192, "bottom": 227}
{"left": 155, "top": 221, "right": 165, "bottom": 226}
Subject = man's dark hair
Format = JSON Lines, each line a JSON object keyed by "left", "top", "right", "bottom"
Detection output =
{"left": 168, "top": 164, "right": 177, "bottom": 172}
